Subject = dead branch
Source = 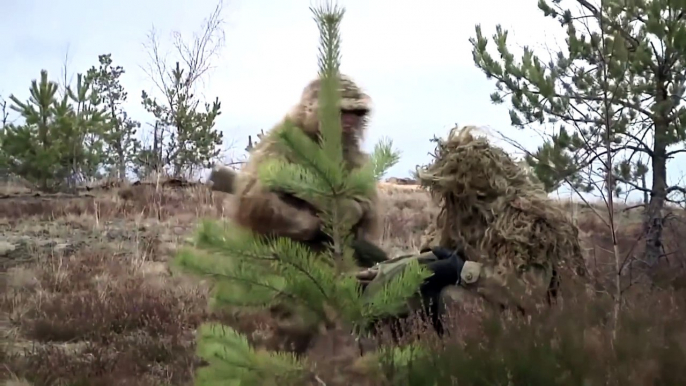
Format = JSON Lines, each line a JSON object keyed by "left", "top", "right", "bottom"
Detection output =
{"left": 245, "top": 129, "right": 265, "bottom": 152}
{"left": 171, "top": 0, "right": 226, "bottom": 94}
{"left": 0, "top": 96, "right": 8, "bottom": 128}
{"left": 58, "top": 43, "right": 75, "bottom": 98}
{"left": 141, "top": 27, "right": 171, "bottom": 99}
{"left": 141, "top": 0, "right": 226, "bottom": 100}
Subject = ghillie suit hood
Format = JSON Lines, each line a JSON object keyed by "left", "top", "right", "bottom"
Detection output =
{"left": 250, "top": 74, "right": 373, "bottom": 172}
{"left": 416, "top": 126, "right": 587, "bottom": 289}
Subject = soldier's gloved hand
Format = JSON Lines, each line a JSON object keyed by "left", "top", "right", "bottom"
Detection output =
{"left": 412, "top": 247, "right": 467, "bottom": 334}
{"left": 419, "top": 247, "right": 467, "bottom": 298}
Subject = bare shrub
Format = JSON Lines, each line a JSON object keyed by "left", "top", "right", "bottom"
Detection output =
{"left": 1, "top": 245, "right": 207, "bottom": 385}
{"left": 2, "top": 182, "right": 686, "bottom": 385}
{"left": 364, "top": 280, "right": 686, "bottom": 385}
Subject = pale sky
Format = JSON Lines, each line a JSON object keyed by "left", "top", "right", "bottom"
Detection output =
{"left": 1, "top": 0, "right": 683, "bottom": 203}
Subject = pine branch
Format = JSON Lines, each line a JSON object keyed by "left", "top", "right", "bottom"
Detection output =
{"left": 194, "top": 323, "right": 307, "bottom": 385}
{"left": 311, "top": 1, "right": 345, "bottom": 165}
{"left": 370, "top": 136, "right": 402, "bottom": 181}
{"left": 362, "top": 259, "right": 433, "bottom": 321}
{"left": 258, "top": 124, "right": 338, "bottom": 201}
{"left": 176, "top": 221, "right": 340, "bottom": 320}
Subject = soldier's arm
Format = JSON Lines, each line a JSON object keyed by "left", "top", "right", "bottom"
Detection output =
{"left": 351, "top": 192, "right": 383, "bottom": 242}
{"left": 392, "top": 246, "right": 554, "bottom": 315}
{"left": 232, "top": 176, "right": 323, "bottom": 242}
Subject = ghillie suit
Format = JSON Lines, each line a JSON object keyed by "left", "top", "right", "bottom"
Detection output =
{"left": 228, "top": 74, "right": 382, "bottom": 259}
{"left": 208, "top": 75, "right": 386, "bottom": 269}
{"left": 413, "top": 125, "right": 588, "bottom": 314}
{"left": 207, "top": 75, "right": 389, "bottom": 356}
{"left": 357, "top": 126, "right": 589, "bottom": 339}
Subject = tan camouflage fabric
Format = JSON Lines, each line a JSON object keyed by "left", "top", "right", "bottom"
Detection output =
{"left": 422, "top": 227, "right": 556, "bottom": 314}
{"left": 299, "top": 74, "right": 373, "bottom": 112}
{"left": 415, "top": 126, "right": 584, "bottom": 314}
{"left": 418, "top": 223, "right": 437, "bottom": 253}
{"left": 231, "top": 74, "right": 377, "bottom": 244}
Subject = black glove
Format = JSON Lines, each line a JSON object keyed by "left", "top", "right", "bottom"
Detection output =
{"left": 418, "top": 246, "right": 467, "bottom": 335}
{"left": 421, "top": 246, "right": 466, "bottom": 290}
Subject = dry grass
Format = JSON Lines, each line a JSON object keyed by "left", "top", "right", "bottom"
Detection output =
{"left": 1, "top": 181, "right": 685, "bottom": 385}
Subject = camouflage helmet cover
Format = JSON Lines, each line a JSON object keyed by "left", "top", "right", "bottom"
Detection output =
{"left": 299, "top": 74, "right": 372, "bottom": 112}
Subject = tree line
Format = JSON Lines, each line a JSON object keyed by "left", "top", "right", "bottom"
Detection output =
{"left": 0, "top": 3, "right": 227, "bottom": 192}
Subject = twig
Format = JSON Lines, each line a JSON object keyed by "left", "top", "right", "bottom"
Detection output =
{"left": 314, "top": 374, "right": 327, "bottom": 385}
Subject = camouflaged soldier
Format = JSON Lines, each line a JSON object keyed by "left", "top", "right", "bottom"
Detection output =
{"left": 210, "top": 74, "right": 385, "bottom": 268}
{"left": 359, "top": 126, "right": 588, "bottom": 335}
{"left": 410, "top": 126, "right": 585, "bottom": 320}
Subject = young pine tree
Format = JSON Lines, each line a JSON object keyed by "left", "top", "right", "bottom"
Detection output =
{"left": 470, "top": 0, "right": 686, "bottom": 266}
{"left": 64, "top": 72, "right": 109, "bottom": 182}
{"left": 0, "top": 70, "right": 106, "bottom": 190}
{"left": 87, "top": 54, "right": 141, "bottom": 181}
{"left": 140, "top": 67, "right": 223, "bottom": 179}
{"left": 174, "top": 2, "right": 427, "bottom": 385}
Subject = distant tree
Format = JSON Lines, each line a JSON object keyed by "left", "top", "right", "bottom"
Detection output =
{"left": 64, "top": 73, "right": 109, "bottom": 182}
{"left": 0, "top": 96, "right": 8, "bottom": 128}
{"left": 137, "top": 1, "right": 225, "bottom": 179}
{"left": 0, "top": 96, "right": 9, "bottom": 181}
{"left": 0, "top": 70, "right": 106, "bottom": 191}
{"left": 132, "top": 139, "right": 162, "bottom": 180}
{"left": 372, "top": 136, "right": 402, "bottom": 180}
{"left": 140, "top": 63, "right": 222, "bottom": 179}
{"left": 470, "top": 0, "right": 686, "bottom": 266}
{"left": 87, "top": 54, "right": 141, "bottom": 181}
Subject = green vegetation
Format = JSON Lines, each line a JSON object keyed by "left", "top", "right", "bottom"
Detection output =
{"left": 2, "top": 1, "right": 686, "bottom": 385}
{"left": 471, "top": 0, "right": 686, "bottom": 265}
{"left": 173, "top": 3, "right": 427, "bottom": 384}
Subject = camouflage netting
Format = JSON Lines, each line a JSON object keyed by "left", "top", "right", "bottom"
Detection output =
{"left": 416, "top": 125, "right": 587, "bottom": 281}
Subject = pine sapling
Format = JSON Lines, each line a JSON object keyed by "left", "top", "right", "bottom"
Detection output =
{"left": 174, "top": 2, "right": 427, "bottom": 384}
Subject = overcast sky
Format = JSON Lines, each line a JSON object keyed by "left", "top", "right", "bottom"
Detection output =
{"left": 1, "top": 0, "right": 683, "bottom": 203}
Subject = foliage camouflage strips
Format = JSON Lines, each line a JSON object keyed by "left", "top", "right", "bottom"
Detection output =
{"left": 416, "top": 126, "right": 588, "bottom": 286}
